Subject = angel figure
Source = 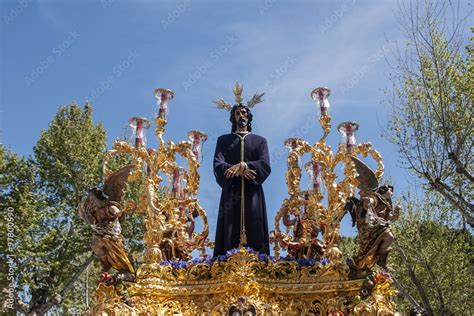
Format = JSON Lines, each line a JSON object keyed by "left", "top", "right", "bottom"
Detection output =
{"left": 282, "top": 193, "right": 326, "bottom": 259}
{"left": 79, "top": 165, "right": 136, "bottom": 283}
{"left": 345, "top": 157, "right": 400, "bottom": 270}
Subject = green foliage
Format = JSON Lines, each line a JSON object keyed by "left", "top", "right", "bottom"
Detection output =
{"left": 389, "top": 194, "right": 474, "bottom": 315}
{"left": 386, "top": 4, "right": 473, "bottom": 312}
{"left": 0, "top": 103, "right": 113, "bottom": 314}
{"left": 339, "top": 236, "right": 357, "bottom": 259}
{"left": 34, "top": 102, "right": 106, "bottom": 206}
{"left": 387, "top": 1, "right": 473, "bottom": 226}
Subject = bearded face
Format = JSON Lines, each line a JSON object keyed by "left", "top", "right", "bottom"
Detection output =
{"left": 230, "top": 105, "right": 253, "bottom": 132}
{"left": 234, "top": 107, "right": 248, "bottom": 128}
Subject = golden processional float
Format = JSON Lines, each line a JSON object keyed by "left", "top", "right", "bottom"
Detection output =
{"left": 87, "top": 86, "right": 398, "bottom": 315}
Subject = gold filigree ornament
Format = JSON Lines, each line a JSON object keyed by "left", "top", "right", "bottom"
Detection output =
{"left": 353, "top": 274, "right": 398, "bottom": 315}
{"left": 90, "top": 87, "right": 397, "bottom": 315}
{"left": 274, "top": 87, "right": 384, "bottom": 264}
{"left": 99, "top": 88, "right": 211, "bottom": 285}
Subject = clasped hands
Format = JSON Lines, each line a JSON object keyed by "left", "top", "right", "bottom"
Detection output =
{"left": 224, "top": 162, "right": 256, "bottom": 180}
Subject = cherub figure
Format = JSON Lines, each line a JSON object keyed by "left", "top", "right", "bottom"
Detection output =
{"left": 345, "top": 157, "right": 400, "bottom": 270}
{"left": 282, "top": 193, "right": 326, "bottom": 259}
{"left": 79, "top": 165, "right": 136, "bottom": 284}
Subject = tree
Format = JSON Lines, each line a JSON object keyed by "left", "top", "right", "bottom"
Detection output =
{"left": 1, "top": 103, "right": 107, "bottom": 315}
{"left": 389, "top": 193, "right": 474, "bottom": 315}
{"left": 387, "top": 0, "right": 473, "bottom": 226}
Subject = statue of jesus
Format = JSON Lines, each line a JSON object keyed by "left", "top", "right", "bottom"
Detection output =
{"left": 213, "top": 83, "right": 271, "bottom": 256}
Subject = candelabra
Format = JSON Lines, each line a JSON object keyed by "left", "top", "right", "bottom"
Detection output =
{"left": 92, "top": 86, "right": 398, "bottom": 316}
{"left": 102, "top": 88, "right": 210, "bottom": 276}
{"left": 273, "top": 87, "right": 384, "bottom": 260}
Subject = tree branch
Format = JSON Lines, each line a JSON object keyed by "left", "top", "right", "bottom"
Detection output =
{"left": 35, "top": 254, "right": 95, "bottom": 315}
{"left": 448, "top": 152, "right": 474, "bottom": 182}
{"left": 425, "top": 175, "right": 474, "bottom": 224}
{"left": 13, "top": 290, "right": 30, "bottom": 314}
{"left": 397, "top": 247, "right": 434, "bottom": 316}
{"left": 420, "top": 256, "right": 450, "bottom": 315}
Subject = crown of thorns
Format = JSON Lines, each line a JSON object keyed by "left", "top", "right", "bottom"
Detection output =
{"left": 213, "top": 82, "right": 265, "bottom": 111}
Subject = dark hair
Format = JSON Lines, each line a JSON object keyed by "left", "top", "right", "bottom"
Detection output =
{"left": 376, "top": 185, "right": 393, "bottom": 195}
{"left": 230, "top": 104, "right": 253, "bottom": 132}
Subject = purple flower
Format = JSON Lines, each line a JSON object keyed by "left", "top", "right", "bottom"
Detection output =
{"left": 216, "top": 255, "right": 227, "bottom": 262}
{"left": 160, "top": 260, "right": 189, "bottom": 270}
{"left": 225, "top": 248, "right": 240, "bottom": 257}
{"left": 297, "top": 258, "right": 312, "bottom": 267}
{"left": 176, "top": 261, "right": 188, "bottom": 269}
{"left": 320, "top": 258, "right": 330, "bottom": 265}
{"left": 190, "top": 257, "right": 206, "bottom": 264}
{"left": 159, "top": 246, "right": 330, "bottom": 272}
{"left": 258, "top": 253, "right": 269, "bottom": 262}
{"left": 281, "top": 255, "right": 296, "bottom": 262}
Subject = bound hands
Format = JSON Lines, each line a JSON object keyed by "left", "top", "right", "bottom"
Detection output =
{"left": 224, "top": 162, "right": 256, "bottom": 180}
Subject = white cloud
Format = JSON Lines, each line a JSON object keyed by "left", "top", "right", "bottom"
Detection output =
{"left": 199, "top": 1, "right": 399, "bottom": 143}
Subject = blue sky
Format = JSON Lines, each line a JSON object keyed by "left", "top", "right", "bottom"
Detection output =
{"left": 2, "top": 0, "right": 469, "bottom": 241}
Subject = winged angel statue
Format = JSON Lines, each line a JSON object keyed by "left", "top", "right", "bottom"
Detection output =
{"left": 79, "top": 165, "right": 136, "bottom": 284}
{"left": 345, "top": 157, "right": 401, "bottom": 271}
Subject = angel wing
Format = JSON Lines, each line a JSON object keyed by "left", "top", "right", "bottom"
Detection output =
{"left": 78, "top": 200, "right": 97, "bottom": 225}
{"left": 213, "top": 99, "right": 233, "bottom": 111}
{"left": 350, "top": 156, "right": 379, "bottom": 191}
{"left": 103, "top": 164, "right": 136, "bottom": 203}
{"left": 247, "top": 92, "right": 265, "bottom": 108}
{"left": 344, "top": 196, "right": 360, "bottom": 227}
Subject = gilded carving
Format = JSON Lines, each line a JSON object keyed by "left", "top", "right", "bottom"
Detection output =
{"left": 89, "top": 87, "right": 397, "bottom": 315}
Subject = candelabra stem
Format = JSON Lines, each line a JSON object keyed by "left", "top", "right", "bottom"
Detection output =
{"left": 155, "top": 117, "right": 167, "bottom": 149}
{"left": 318, "top": 115, "right": 332, "bottom": 143}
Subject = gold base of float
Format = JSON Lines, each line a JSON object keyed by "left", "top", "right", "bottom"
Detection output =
{"left": 91, "top": 249, "right": 396, "bottom": 315}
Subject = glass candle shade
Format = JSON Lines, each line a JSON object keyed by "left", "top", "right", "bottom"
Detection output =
{"left": 129, "top": 117, "right": 150, "bottom": 148}
{"left": 337, "top": 121, "right": 359, "bottom": 154}
{"left": 169, "top": 168, "right": 187, "bottom": 199}
{"left": 284, "top": 137, "right": 305, "bottom": 167}
{"left": 311, "top": 87, "right": 331, "bottom": 118}
{"left": 305, "top": 161, "right": 323, "bottom": 193}
{"left": 154, "top": 88, "right": 175, "bottom": 120}
{"left": 187, "top": 130, "right": 208, "bottom": 163}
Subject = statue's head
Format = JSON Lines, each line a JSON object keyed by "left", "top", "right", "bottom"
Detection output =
{"left": 90, "top": 187, "right": 108, "bottom": 200}
{"left": 214, "top": 82, "right": 263, "bottom": 132}
{"left": 376, "top": 185, "right": 394, "bottom": 199}
{"left": 230, "top": 104, "right": 253, "bottom": 132}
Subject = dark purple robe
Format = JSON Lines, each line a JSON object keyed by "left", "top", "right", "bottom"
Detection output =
{"left": 213, "top": 133, "right": 271, "bottom": 256}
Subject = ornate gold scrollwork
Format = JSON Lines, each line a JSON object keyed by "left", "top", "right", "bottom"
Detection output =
{"left": 91, "top": 88, "right": 396, "bottom": 316}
